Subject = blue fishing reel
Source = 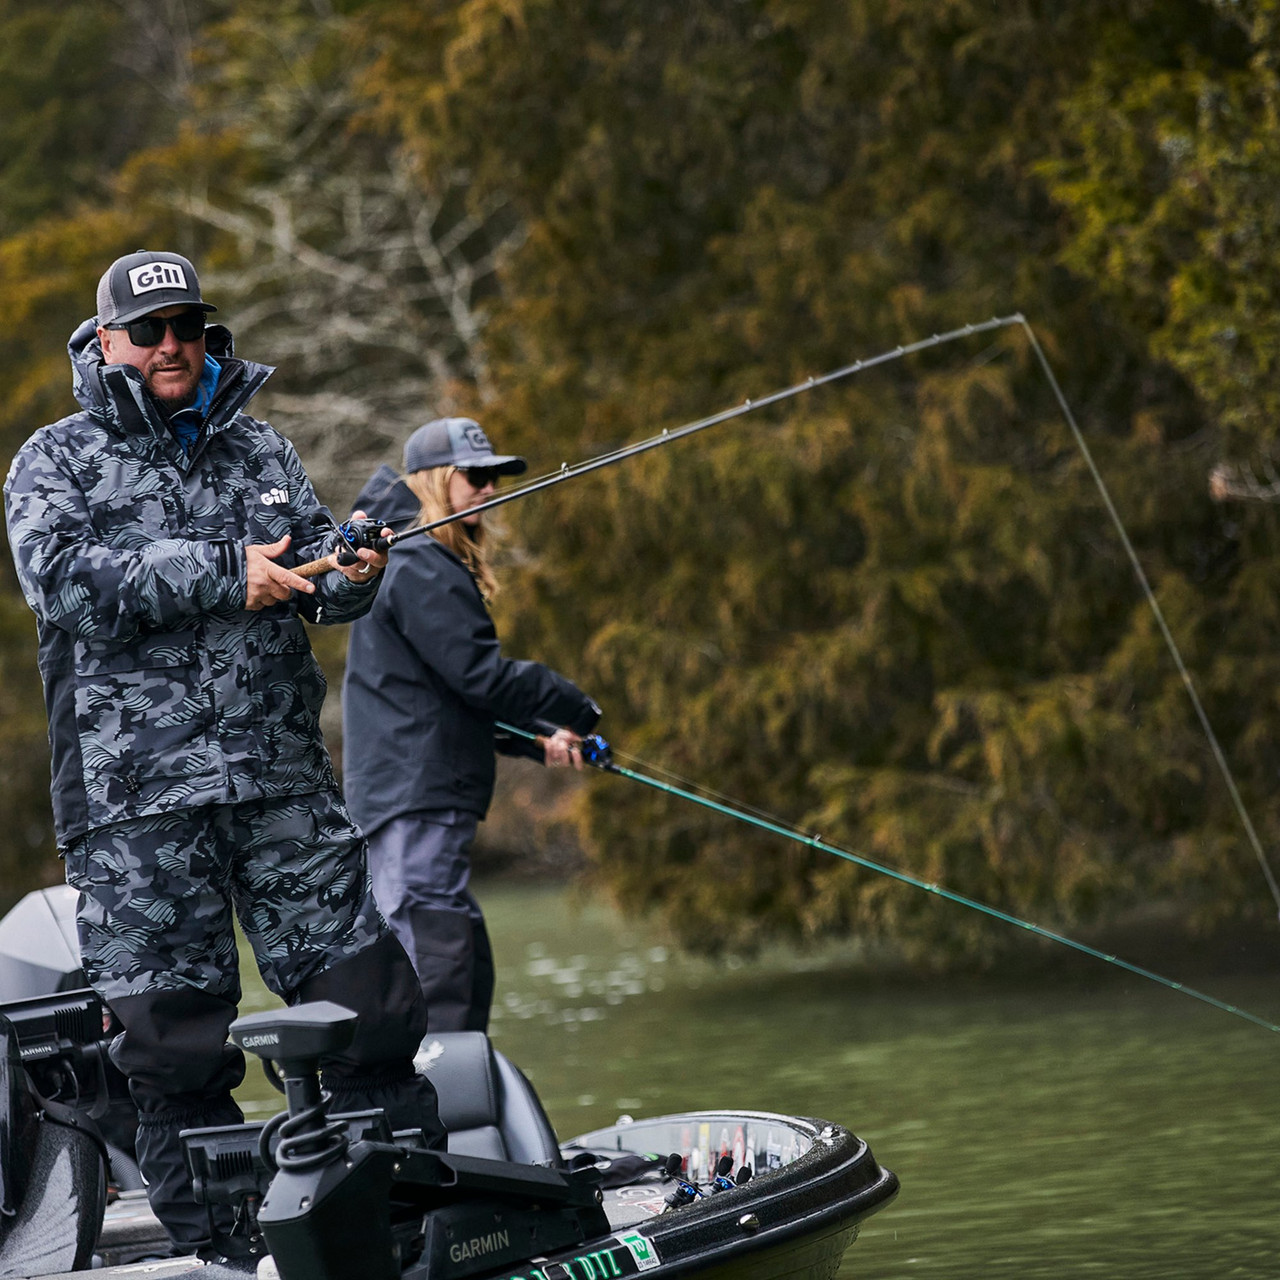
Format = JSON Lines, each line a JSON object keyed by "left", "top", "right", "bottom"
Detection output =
{"left": 660, "top": 1153, "right": 703, "bottom": 1210}
{"left": 580, "top": 735, "right": 613, "bottom": 768}
{"left": 708, "top": 1155, "right": 737, "bottom": 1193}
{"left": 332, "top": 517, "right": 391, "bottom": 566}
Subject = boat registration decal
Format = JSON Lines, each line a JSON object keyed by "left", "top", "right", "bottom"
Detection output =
{"left": 618, "top": 1229, "right": 662, "bottom": 1271}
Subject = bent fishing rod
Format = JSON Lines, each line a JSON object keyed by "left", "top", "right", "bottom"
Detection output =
{"left": 293, "top": 313, "right": 1024, "bottom": 579}
{"left": 299, "top": 312, "right": 1279, "bottom": 916}
{"left": 498, "top": 722, "right": 1280, "bottom": 1036}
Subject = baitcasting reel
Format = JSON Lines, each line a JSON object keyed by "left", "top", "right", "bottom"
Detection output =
{"left": 579, "top": 735, "right": 613, "bottom": 768}
{"left": 331, "top": 517, "right": 392, "bottom": 566}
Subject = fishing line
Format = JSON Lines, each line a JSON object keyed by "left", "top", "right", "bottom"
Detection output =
{"left": 1017, "top": 320, "right": 1280, "bottom": 917}
{"left": 604, "top": 742, "right": 788, "bottom": 828}
{"left": 500, "top": 723, "right": 1280, "bottom": 1034}
{"left": 294, "top": 314, "right": 1025, "bottom": 578}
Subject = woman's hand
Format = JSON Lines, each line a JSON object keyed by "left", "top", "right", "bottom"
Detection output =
{"left": 543, "top": 727, "right": 585, "bottom": 770}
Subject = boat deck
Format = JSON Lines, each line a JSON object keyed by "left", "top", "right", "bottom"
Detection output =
{"left": 18, "top": 1110, "right": 897, "bottom": 1280}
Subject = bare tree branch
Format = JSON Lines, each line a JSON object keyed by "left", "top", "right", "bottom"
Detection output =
{"left": 1208, "top": 458, "right": 1280, "bottom": 503}
{"left": 156, "top": 29, "right": 523, "bottom": 509}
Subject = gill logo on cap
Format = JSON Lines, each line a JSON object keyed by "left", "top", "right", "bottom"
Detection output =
{"left": 128, "top": 262, "right": 188, "bottom": 296}
{"left": 462, "top": 423, "right": 491, "bottom": 452}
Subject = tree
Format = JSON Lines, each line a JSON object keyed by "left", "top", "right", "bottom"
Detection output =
{"left": 2, "top": 0, "right": 1275, "bottom": 964}
{"left": 362, "top": 0, "right": 1273, "bottom": 959}
{"left": 113, "top": 0, "right": 522, "bottom": 509}
{"left": 0, "top": 0, "right": 231, "bottom": 904}
{"left": 1046, "top": 0, "right": 1280, "bottom": 464}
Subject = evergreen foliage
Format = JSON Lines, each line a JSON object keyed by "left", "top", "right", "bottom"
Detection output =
{"left": 0, "top": 0, "right": 212, "bottom": 900}
{"left": 0, "top": 0, "right": 1276, "bottom": 964}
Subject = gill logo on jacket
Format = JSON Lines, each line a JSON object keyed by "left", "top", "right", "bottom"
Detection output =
{"left": 260, "top": 487, "right": 289, "bottom": 506}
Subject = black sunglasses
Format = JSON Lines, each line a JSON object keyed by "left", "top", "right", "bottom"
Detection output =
{"left": 106, "top": 309, "right": 207, "bottom": 347}
{"left": 461, "top": 466, "right": 501, "bottom": 488}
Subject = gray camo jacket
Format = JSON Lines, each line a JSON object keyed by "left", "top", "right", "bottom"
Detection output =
{"left": 3, "top": 318, "right": 378, "bottom": 847}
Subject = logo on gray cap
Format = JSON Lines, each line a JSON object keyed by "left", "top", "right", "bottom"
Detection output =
{"left": 127, "top": 261, "right": 189, "bottom": 297}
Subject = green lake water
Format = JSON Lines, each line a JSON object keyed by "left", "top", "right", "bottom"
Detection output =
{"left": 234, "top": 883, "right": 1280, "bottom": 1279}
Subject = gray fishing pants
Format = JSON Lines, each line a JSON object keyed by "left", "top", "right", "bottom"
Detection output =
{"left": 366, "top": 809, "right": 495, "bottom": 1033}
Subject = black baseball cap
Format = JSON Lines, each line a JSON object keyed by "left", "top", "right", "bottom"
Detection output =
{"left": 403, "top": 418, "right": 527, "bottom": 476}
{"left": 96, "top": 250, "right": 218, "bottom": 326}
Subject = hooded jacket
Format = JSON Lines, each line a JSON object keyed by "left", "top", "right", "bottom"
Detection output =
{"left": 341, "top": 467, "right": 600, "bottom": 834}
{"left": 3, "top": 319, "right": 380, "bottom": 846}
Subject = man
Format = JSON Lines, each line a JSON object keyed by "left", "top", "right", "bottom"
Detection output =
{"left": 3, "top": 250, "right": 444, "bottom": 1256}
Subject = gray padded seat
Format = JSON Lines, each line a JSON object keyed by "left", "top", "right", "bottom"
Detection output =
{"left": 414, "top": 1032, "right": 561, "bottom": 1166}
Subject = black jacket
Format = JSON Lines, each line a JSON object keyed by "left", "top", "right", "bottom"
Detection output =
{"left": 341, "top": 467, "right": 599, "bottom": 834}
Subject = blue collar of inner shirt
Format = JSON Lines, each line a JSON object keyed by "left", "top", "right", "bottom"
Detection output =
{"left": 191, "top": 354, "right": 222, "bottom": 417}
{"left": 167, "top": 355, "right": 222, "bottom": 453}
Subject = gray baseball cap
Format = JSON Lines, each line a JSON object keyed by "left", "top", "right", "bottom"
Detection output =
{"left": 96, "top": 250, "right": 218, "bottom": 326}
{"left": 403, "top": 417, "right": 527, "bottom": 476}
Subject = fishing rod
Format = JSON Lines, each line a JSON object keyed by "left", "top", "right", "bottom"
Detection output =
{"left": 500, "top": 722, "right": 1280, "bottom": 1035}
{"left": 292, "top": 313, "right": 1025, "bottom": 578}
{"left": 300, "top": 310, "right": 1279, "bottom": 914}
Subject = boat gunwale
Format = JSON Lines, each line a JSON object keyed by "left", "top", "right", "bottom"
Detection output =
{"left": 561, "top": 1109, "right": 900, "bottom": 1276}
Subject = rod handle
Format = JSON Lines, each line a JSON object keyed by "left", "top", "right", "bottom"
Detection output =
{"left": 294, "top": 556, "right": 337, "bottom": 579}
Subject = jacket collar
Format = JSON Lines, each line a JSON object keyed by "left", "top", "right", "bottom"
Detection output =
{"left": 351, "top": 465, "right": 419, "bottom": 528}
{"left": 68, "top": 318, "right": 274, "bottom": 458}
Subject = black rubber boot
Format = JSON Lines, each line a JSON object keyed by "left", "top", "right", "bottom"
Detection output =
{"left": 293, "top": 933, "right": 446, "bottom": 1150}
{"left": 405, "top": 906, "right": 474, "bottom": 1032}
{"left": 467, "top": 911, "right": 496, "bottom": 1034}
{"left": 108, "top": 987, "right": 246, "bottom": 1253}
{"left": 402, "top": 906, "right": 496, "bottom": 1033}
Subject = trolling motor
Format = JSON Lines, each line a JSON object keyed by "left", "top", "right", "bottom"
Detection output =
{"left": 206, "top": 1001, "right": 609, "bottom": 1280}
{"left": 233, "top": 1002, "right": 417, "bottom": 1275}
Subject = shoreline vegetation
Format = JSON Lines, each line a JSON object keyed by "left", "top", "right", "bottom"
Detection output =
{"left": 5, "top": 4, "right": 1280, "bottom": 972}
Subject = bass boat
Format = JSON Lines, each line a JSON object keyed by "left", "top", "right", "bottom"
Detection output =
{"left": 0, "top": 889, "right": 898, "bottom": 1280}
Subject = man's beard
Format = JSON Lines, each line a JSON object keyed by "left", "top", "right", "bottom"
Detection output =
{"left": 147, "top": 360, "right": 198, "bottom": 409}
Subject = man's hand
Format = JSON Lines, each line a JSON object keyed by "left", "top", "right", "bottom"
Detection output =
{"left": 543, "top": 727, "right": 586, "bottom": 770}
{"left": 333, "top": 510, "right": 392, "bottom": 584}
{"left": 245, "top": 535, "right": 315, "bottom": 610}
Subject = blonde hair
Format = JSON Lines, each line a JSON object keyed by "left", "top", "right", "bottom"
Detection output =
{"left": 403, "top": 466, "right": 499, "bottom": 602}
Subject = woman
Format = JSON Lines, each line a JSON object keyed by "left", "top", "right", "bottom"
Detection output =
{"left": 342, "top": 417, "right": 601, "bottom": 1032}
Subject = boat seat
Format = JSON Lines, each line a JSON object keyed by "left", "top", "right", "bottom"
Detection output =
{"left": 0, "top": 1016, "right": 106, "bottom": 1276}
{"left": 415, "top": 1032, "right": 561, "bottom": 1167}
